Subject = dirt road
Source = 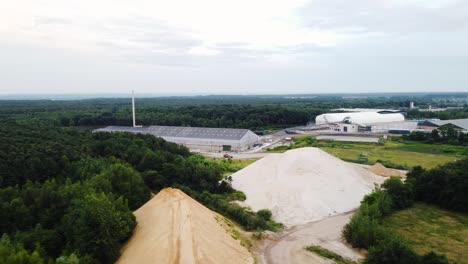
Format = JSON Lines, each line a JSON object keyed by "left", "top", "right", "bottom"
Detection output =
{"left": 256, "top": 212, "right": 363, "bottom": 264}
{"left": 199, "top": 152, "right": 270, "bottom": 160}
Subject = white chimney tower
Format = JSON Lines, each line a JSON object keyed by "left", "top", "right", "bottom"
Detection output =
{"left": 410, "top": 101, "right": 414, "bottom": 109}
{"left": 132, "top": 90, "right": 136, "bottom": 127}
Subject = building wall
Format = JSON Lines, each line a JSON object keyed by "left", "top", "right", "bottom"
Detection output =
{"left": 95, "top": 126, "right": 260, "bottom": 152}
{"left": 159, "top": 131, "right": 259, "bottom": 152}
{"left": 332, "top": 124, "right": 359, "bottom": 133}
{"left": 316, "top": 112, "right": 405, "bottom": 125}
{"left": 371, "top": 121, "right": 418, "bottom": 133}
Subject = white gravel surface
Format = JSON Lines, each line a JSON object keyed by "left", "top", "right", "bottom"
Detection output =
{"left": 232, "top": 147, "right": 384, "bottom": 226}
{"left": 257, "top": 212, "right": 363, "bottom": 264}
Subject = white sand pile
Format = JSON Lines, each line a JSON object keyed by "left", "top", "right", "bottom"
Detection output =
{"left": 117, "top": 188, "right": 254, "bottom": 264}
{"left": 231, "top": 147, "right": 384, "bottom": 226}
{"left": 368, "top": 162, "right": 406, "bottom": 178}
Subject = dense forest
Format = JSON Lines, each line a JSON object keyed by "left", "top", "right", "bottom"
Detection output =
{"left": 0, "top": 122, "right": 275, "bottom": 263}
{"left": 1, "top": 94, "right": 466, "bottom": 130}
{"left": 343, "top": 159, "right": 467, "bottom": 263}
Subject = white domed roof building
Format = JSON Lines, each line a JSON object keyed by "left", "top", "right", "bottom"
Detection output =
{"left": 314, "top": 111, "right": 412, "bottom": 134}
{"left": 315, "top": 112, "right": 405, "bottom": 125}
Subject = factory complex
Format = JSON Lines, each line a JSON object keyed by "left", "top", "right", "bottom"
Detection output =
{"left": 313, "top": 110, "right": 468, "bottom": 134}
{"left": 94, "top": 93, "right": 467, "bottom": 152}
{"left": 95, "top": 125, "right": 260, "bottom": 152}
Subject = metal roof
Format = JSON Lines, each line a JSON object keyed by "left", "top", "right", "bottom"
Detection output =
{"left": 426, "top": 118, "right": 468, "bottom": 130}
{"left": 96, "top": 126, "right": 251, "bottom": 140}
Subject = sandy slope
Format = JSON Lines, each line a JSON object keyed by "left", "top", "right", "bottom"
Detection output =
{"left": 117, "top": 188, "right": 254, "bottom": 264}
{"left": 368, "top": 162, "right": 406, "bottom": 177}
{"left": 232, "top": 147, "right": 384, "bottom": 226}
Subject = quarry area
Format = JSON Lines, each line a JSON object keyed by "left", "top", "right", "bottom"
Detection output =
{"left": 118, "top": 147, "right": 387, "bottom": 264}
{"left": 231, "top": 147, "right": 385, "bottom": 226}
{"left": 229, "top": 147, "right": 386, "bottom": 263}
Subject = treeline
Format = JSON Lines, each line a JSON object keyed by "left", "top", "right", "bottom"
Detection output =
{"left": 73, "top": 105, "right": 319, "bottom": 129}
{"left": 0, "top": 99, "right": 323, "bottom": 130}
{"left": 2, "top": 96, "right": 466, "bottom": 130}
{"left": 404, "top": 128, "right": 468, "bottom": 146}
{"left": 0, "top": 123, "right": 274, "bottom": 263}
{"left": 409, "top": 160, "right": 468, "bottom": 212}
{"left": 407, "top": 109, "right": 468, "bottom": 120}
{"left": 343, "top": 158, "right": 468, "bottom": 263}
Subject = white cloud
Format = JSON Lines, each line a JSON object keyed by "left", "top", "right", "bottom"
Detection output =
{"left": 0, "top": 0, "right": 467, "bottom": 94}
{"left": 1, "top": 0, "right": 337, "bottom": 55}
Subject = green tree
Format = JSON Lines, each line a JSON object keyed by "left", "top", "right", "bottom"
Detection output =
{"left": 0, "top": 234, "right": 45, "bottom": 264}
{"left": 382, "top": 177, "right": 414, "bottom": 209}
{"left": 95, "top": 163, "right": 149, "bottom": 209}
{"left": 61, "top": 193, "right": 136, "bottom": 263}
{"left": 364, "top": 236, "right": 418, "bottom": 264}
{"left": 55, "top": 253, "right": 80, "bottom": 264}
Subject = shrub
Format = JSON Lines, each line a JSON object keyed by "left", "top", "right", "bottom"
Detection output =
{"left": 364, "top": 236, "right": 418, "bottom": 264}
{"left": 361, "top": 191, "right": 394, "bottom": 217}
{"left": 420, "top": 252, "right": 450, "bottom": 264}
{"left": 257, "top": 209, "right": 272, "bottom": 221}
{"left": 381, "top": 177, "right": 414, "bottom": 209}
{"left": 342, "top": 210, "right": 387, "bottom": 248}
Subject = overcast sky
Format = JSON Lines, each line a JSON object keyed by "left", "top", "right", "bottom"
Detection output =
{"left": 1, "top": 0, "right": 467, "bottom": 95}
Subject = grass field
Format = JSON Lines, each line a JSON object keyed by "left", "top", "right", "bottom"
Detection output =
{"left": 208, "top": 158, "right": 257, "bottom": 173}
{"left": 270, "top": 136, "right": 466, "bottom": 169}
{"left": 384, "top": 203, "right": 468, "bottom": 264}
{"left": 319, "top": 141, "right": 463, "bottom": 169}
{"left": 304, "top": 245, "right": 357, "bottom": 264}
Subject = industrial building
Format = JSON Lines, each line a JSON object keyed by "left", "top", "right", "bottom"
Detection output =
{"left": 316, "top": 112, "right": 405, "bottom": 125}
{"left": 315, "top": 112, "right": 407, "bottom": 133}
{"left": 95, "top": 126, "right": 260, "bottom": 152}
{"left": 314, "top": 111, "right": 468, "bottom": 135}
{"left": 94, "top": 91, "right": 259, "bottom": 152}
{"left": 419, "top": 118, "right": 468, "bottom": 133}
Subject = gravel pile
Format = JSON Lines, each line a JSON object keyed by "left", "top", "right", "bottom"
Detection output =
{"left": 232, "top": 147, "right": 384, "bottom": 226}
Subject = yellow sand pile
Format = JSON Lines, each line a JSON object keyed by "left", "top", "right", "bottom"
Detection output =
{"left": 117, "top": 188, "right": 254, "bottom": 264}
{"left": 368, "top": 163, "right": 406, "bottom": 177}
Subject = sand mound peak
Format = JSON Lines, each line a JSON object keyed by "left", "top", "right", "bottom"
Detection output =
{"left": 117, "top": 187, "right": 254, "bottom": 264}
{"left": 232, "top": 147, "right": 384, "bottom": 226}
{"left": 368, "top": 162, "right": 406, "bottom": 177}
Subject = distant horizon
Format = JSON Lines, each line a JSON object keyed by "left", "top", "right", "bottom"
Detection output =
{"left": 2, "top": 1, "right": 468, "bottom": 94}
{"left": 0, "top": 91, "right": 467, "bottom": 101}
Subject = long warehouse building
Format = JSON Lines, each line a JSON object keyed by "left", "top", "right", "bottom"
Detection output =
{"left": 95, "top": 126, "right": 260, "bottom": 152}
